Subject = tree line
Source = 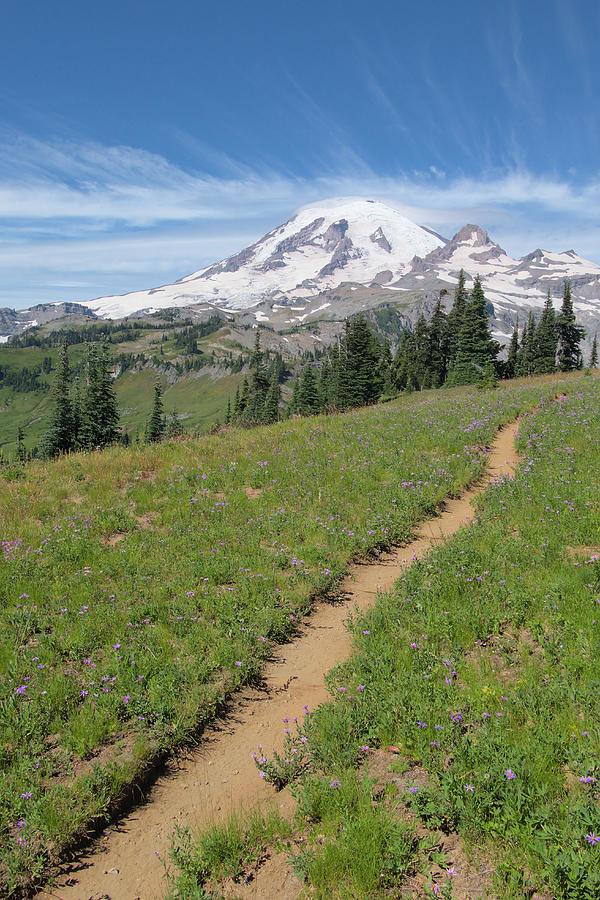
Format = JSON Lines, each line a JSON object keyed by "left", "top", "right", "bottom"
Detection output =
{"left": 228, "top": 273, "right": 588, "bottom": 425}
{"left": 15, "top": 271, "right": 592, "bottom": 459}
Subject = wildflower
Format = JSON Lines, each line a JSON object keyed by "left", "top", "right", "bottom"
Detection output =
{"left": 586, "top": 832, "right": 599, "bottom": 846}
{"left": 409, "top": 785, "right": 419, "bottom": 793}
{"left": 20, "top": 792, "right": 32, "bottom": 799}
{"left": 505, "top": 769, "right": 516, "bottom": 780}
{"left": 465, "top": 784, "right": 474, "bottom": 792}
{"left": 360, "top": 745, "right": 370, "bottom": 752}
{"left": 123, "top": 694, "right": 131, "bottom": 704}
{"left": 331, "top": 779, "right": 341, "bottom": 787}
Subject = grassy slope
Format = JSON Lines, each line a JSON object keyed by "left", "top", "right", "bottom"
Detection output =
{"left": 200, "top": 375, "right": 600, "bottom": 899}
{"left": 0, "top": 326, "right": 245, "bottom": 453}
{"left": 0, "top": 374, "right": 585, "bottom": 893}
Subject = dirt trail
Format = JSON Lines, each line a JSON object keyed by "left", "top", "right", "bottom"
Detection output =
{"left": 37, "top": 421, "right": 519, "bottom": 900}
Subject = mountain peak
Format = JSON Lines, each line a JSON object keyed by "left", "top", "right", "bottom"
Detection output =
{"left": 451, "top": 224, "right": 491, "bottom": 247}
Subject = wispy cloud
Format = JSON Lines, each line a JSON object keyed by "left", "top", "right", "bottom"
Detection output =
{"left": 2, "top": 129, "right": 600, "bottom": 307}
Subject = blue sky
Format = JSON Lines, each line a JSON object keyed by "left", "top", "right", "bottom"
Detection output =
{"left": 1, "top": 0, "right": 599, "bottom": 309}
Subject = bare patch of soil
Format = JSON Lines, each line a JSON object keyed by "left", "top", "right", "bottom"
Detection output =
{"left": 36, "top": 421, "right": 520, "bottom": 900}
{"left": 99, "top": 532, "right": 127, "bottom": 547}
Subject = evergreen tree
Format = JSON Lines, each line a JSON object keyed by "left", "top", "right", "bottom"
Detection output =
{"left": 448, "top": 277, "right": 498, "bottom": 384}
{"left": 287, "top": 376, "right": 301, "bottom": 416}
{"left": 146, "top": 381, "right": 166, "bottom": 442}
{"left": 96, "top": 340, "right": 120, "bottom": 445}
{"left": 533, "top": 292, "right": 558, "bottom": 374}
{"left": 591, "top": 333, "right": 598, "bottom": 368}
{"left": 557, "top": 281, "right": 585, "bottom": 371}
{"left": 505, "top": 321, "right": 519, "bottom": 379}
{"left": 377, "top": 342, "right": 395, "bottom": 395}
{"left": 317, "top": 359, "right": 332, "bottom": 410}
{"left": 263, "top": 374, "right": 281, "bottom": 423}
{"left": 516, "top": 312, "right": 537, "bottom": 377}
{"left": 77, "top": 341, "right": 119, "bottom": 449}
{"left": 344, "top": 313, "right": 382, "bottom": 406}
{"left": 225, "top": 398, "right": 231, "bottom": 424}
{"left": 413, "top": 314, "right": 433, "bottom": 389}
{"left": 428, "top": 298, "right": 449, "bottom": 386}
{"left": 41, "top": 340, "right": 75, "bottom": 458}
{"left": 297, "top": 365, "right": 320, "bottom": 415}
{"left": 242, "top": 331, "right": 270, "bottom": 423}
{"left": 446, "top": 269, "right": 468, "bottom": 368}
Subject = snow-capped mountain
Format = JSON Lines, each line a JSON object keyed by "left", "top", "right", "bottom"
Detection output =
{"left": 82, "top": 198, "right": 445, "bottom": 318}
{"left": 3, "top": 198, "right": 600, "bottom": 345}
{"left": 399, "top": 225, "right": 600, "bottom": 344}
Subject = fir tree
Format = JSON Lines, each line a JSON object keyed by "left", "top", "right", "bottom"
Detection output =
{"left": 41, "top": 340, "right": 75, "bottom": 458}
{"left": 287, "top": 376, "right": 301, "bottom": 416}
{"left": 317, "top": 359, "right": 332, "bottom": 410}
{"left": 516, "top": 312, "right": 537, "bottom": 377}
{"left": 448, "top": 277, "right": 498, "bottom": 384}
{"left": 344, "top": 313, "right": 382, "bottom": 406}
{"left": 242, "top": 331, "right": 270, "bottom": 423}
{"left": 263, "top": 374, "right": 281, "bottom": 423}
{"left": 146, "top": 381, "right": 166, "bottom": 442}
{"left": 428, "top": 298, "right": 449, "bottom": 386}
{"left": 591, "top": 333, "right": 598, "bottom": 368}
{"left": 446, "top": 269, "right": 468, "bottom": 368}
{"left": 557, "top": 281, "right": 585, "bottom": 371}
{"left": 297, "top": 365, "right": 320, "bottom": 415}
{"left": 533, "top": 292, "right": 557, "bottom": 374}
{"left": 505, "top": 320, "right": 519, "bottom": 379}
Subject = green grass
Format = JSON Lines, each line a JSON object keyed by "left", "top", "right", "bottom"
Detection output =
{"left": 0, "top": 328, "right": 247, "bottom": 453}
{"left": 222, "top": 374, "right": 600, "bottom": 899}
{"left": 0, "top": 374, "right": 587, "bottom": 894}
{"left": 169, "top": 806, "right": 292, "bottom": 899}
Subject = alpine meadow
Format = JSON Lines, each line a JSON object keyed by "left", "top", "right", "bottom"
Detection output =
{"left": 3, "top": 2, "right": 600, "bottom": 896}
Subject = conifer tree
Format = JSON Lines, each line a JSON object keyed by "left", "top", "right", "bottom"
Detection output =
{"left": 591, "top": 333, "right": 598, "bottom": 368}
{"left": 41, "top": 340, "right": 75, "bottom": 458}
{"left": 448, "top": 276, "right": 498, "bottom": 384}
{"left": 505, "top": 321, "right": 519, "bottom": 379}
{"left": 297, "top": 364, "right": 320, "bottom": 415}
{"left": 557, "top": 281, "right": 585, "bottom": 371}
{"left": 533, "top": 292, "right": 558, "bottom": 374}
{"left": 242, "top": 331, "right": 270, "bottom": 423}
{"left": 344, "top": 313, "right": 381, "bottom": 406}
{"left": 263, "top": 374, "right": 281, "bottom": 423}
{"left": 446, "top": 269, "right": 468, "bottom": 368}
{"left": 428, "top": 298, "right": 449, "bottom": 386}
{"left": 78, "top": 341, "right": 120, "bottom": 449}
{"left": 146, "top": 381, "right": 166, "bottom": 442}
{"left": 377, "top": 342, "right": 394, "bottom": 395}
{"left": 317, "top": 359, "right": 332, "bottom": 410}
{"left": 287, "top": 376, "right": 301, "bottom": 416}
{"left": 516, "top": 312, "right": 537, "bottom": 377}
{"left": 225, "top": 398, "right": 231, "bottom": 424}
